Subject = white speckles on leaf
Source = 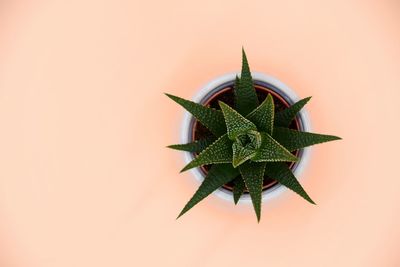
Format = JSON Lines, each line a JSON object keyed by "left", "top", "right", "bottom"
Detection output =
{"left": 247, "top": 94, "right": 274, "bottom": 134}
{"left": 181, "top": 134, "right": 233, "bottom": 172}
{"left": 219, "top": 101, "right": 257, "bottom": 140}
{"left": 234, "top": 49, "right": 259, "bottom": 116}
{"left": 273, "top": 127, "right": 341, "bottom": 152}
{"left": 178, "top": 164, "right": 239, "bottom": 218}
{"left": 252, "top": 132, "right": 298, "bottom": 162}
{"left": 165, "top": 93, "right": 226, "bottom": 136}
{"left": 239, "top": 161, "right": 266, "bottom": 222}
{"left": 266, "top": 163, "right": 315, "bottom": 204}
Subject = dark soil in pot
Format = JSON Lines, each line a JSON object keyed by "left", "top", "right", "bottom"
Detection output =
{"left": 192, "top": 83, "right": 300, "bottom": 193}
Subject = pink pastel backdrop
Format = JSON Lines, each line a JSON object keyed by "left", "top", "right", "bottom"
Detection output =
{"left": 0, "top": 0, "right": 399, "bottom": 266}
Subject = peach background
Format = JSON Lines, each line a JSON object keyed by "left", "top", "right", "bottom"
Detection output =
{"left": 0, "top": 0, "right": 399, "bottom": 266}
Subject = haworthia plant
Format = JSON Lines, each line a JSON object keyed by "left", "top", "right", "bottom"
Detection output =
{"left": 166, "top": 49, "right": 341, "bottom": 221}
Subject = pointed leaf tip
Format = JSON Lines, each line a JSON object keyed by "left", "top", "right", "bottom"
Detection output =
{"left": 266, "top": 162, "right": 315, "bottom": 204}
{"left": 234, "top": 48, "right": 258, "bottom": 115}
{"left": 177, "top": 164, "right": 239, "bottom": 218}
{"left": 273, "top": 128, "right": 342, "bottom": 152}
{"left": 239, "top": 161, "right": 265, "bottom": 221}
{"left": 233, "top": 177, "right": 246, "bottom": 204}
{"left": 167, "top": 139, "right": 214, "bottom": 153}
{"left": 246, "top": 94, "right": 275, "bottom": 134}
{"left": 165, "top": 93, "right": 226, "bottom": 136}
{"left": 275, "top": 97, "right": 312, "bottom": 127}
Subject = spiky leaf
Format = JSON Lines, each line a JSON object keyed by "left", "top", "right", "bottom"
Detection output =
{"left": 234, "top": 49, "right": 259, "bottom": 116}
{"left": 165, "top": 93, "right": 226, "bottom": 136}
{"left": 273, "top": 127, "right": 341, "bottom": 152}
{"left": 252, "top": 132, "right": 298, "bottom": 162}
{"left": 247, "top": 94, "right": 274, "bottom": 134}
{"left": 239, "top": 161, "right": 266, "bottom": 221}
{"left": 167, "top": 138, "right": 214, "bottom": 153}
{"left": 181, "top": 134, "right": 232, "bottom": 172}
{"left": 274, "top": 97, "right": 311, "bottom": 127}
{"left": 266, "top": 163, "right": 315, "bottom": 204}
{"left": 234, "top": 75, "right": 240, "bottom": 94}
{"left": 219, "top": 101, "right": 257, "bottom": 140}
{"left": 232, "top": 176, "right": 246, "bottom": 204}
{"left": 177, "top": 164, "right": 239, "bottom": 218}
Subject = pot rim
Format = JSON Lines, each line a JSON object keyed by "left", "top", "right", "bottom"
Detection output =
{"left": 180, "top": 71, "right": 312, "bottom": 204}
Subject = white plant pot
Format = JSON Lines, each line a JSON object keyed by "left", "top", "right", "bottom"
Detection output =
{"left": 180, "top": 72, "right": 311, "bottom": 204}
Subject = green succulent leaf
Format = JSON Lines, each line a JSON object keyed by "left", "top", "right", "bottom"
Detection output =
{"left": 219, "top": 101, "right": 257, "bottom": 140}
{"left": 167, "top": 138, "right": 215, "bottom": 153}
{"left": 239, "top": 161, "right": 266, "bottom": 222}
{"left": 232, "top": 142, "right": 257, "bottom": 168}
{"left": 177, "top": 164, "right": 239, "bottom": 218}
{"left": 232, "top": 176, "right": 246, "bottom": 204}
{"left": 252, "top": 132, "right": 298, "bottom": 162}
{"left": 181, "top": 134, "right": 232, "bottom": 172}
{"left": 234, "top": 48, "right": 259, "bottom": 116}
{"left": 165, "top": 93, "right": 226, "bottom": 136}
{"left": 234, "top": 75, "right": 240, "bottom": 94}
{"left": 274, "top": 97, "right": 311, "bottom": 127}
{"left": 266, "top": 162, "right": 315, "bottom": 204}
{"left": 247, "top": 94, "right": 274, "bottom": 134}
{"left": 273, "top": 127, "right": 341, "bottom": 152}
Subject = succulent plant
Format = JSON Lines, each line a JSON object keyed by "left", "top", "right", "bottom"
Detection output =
{"left": 166, "top": 49, "right": 340, "bottom": 221}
